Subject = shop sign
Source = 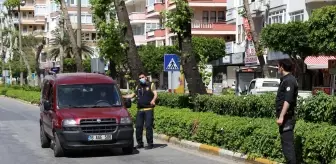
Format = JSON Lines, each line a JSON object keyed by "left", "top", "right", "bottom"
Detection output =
{"left": 244, "top": 40, "right": 258, "bottom": 65}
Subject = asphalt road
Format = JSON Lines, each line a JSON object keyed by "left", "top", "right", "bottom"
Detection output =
{"left": 0, "top": 96, "right": 245, "bottom": 164}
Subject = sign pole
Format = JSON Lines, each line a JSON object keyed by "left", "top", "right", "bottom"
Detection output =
{"left": 171, "top": 71, "right": 174, "bottom": 93}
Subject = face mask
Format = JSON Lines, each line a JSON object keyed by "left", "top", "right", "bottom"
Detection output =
{"left": 139, "top": 78, "right": 146, "bottom": 84}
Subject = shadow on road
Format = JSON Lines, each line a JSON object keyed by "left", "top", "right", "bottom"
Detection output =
{"left": 152, "top": 143, "right": 168, "bottom": 149}
{"left": 65, "top": 144, "right": 168, "bottom": 158}
{"left": 66, "top": 148, "right": 140, "bottom": 158}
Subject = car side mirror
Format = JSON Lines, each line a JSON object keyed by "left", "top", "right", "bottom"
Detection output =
{"left": 43, "top": 100, "right": 51, "bottom": 111}
{"left": 124, "top": 98, "right": 132, "bottom": 108}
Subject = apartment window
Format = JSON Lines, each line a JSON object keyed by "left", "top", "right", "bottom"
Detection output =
{"left": 42, "top": 25, "right": 45, "bottom": 31}
{"left": 70, "top": 0, "right": 76, "bottom": 5}
{"left": 50, "top": 2, "right": 58, "bottom": 12}
{"left": 82, "top": 0, "right": 89, "bottom": 7}
{"left": 132, "top": 25, "right": 145, "bottom": 35}
{"left": 91, "top": 33, "right": 96, "bottom": 40}
{"left": 33, "top": 26, "right": 37, "bottom": 31}
{"left": 289, "top": 10, "right": 304, "bottom": 22}
{"left": 69, "top": 14, "right": 76, "bottom": 23}
{"left": 23, "top": 26, "right": 28, "bottom": 32}
{"left": 268, "top": 10, "right": 286, "bottom": 24}
{"left": 35, "top": 5, "right": 46, "bottom": 16}
{"left": 202, "top": 11, "right": 209, "bottom": 23}
{"left": 210, "top": 11, "right": 216, "bottom": 23}
{"left": 218, "top": 11, "right": 225, "bottom": 22}
{"left": 145, "top": 23, "right": 160, "bottom": 32}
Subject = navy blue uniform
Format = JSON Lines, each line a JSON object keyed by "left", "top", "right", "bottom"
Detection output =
{"left": 276, "top": 74, "right": 298, "bottom": 164}
{"left": 135, "top": 82, "right": 156, "bottom": 146}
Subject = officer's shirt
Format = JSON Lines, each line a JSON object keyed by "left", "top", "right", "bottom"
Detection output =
{"left": 275, "top": 74, "right": 298, "bottom": 118}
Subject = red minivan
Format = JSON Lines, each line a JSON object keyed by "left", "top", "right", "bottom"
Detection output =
{"left": 39, "top": 73, "right": 134, "bottom": 157}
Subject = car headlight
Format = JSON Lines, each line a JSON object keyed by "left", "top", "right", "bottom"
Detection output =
{"left": 62, "top": 119, "right": 77, "bottom": 126}
{"left": 120, "top": 117, "right": 132, "bottom": 124}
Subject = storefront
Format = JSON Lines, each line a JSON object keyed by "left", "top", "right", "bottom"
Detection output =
{"left": 304, "top": 56, "right": 336, "bottom": 95}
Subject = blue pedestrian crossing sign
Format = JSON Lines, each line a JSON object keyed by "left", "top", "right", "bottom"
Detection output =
{"left": 164, "top": 54, "right": 180, "bottom": 71}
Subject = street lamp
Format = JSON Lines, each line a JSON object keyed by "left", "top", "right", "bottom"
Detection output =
{"left": 18, "top": 0, "right": 26, "bottom": 86}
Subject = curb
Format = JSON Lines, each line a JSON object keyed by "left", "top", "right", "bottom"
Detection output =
{"left": 152, "top": 133, "right": 279, "bottom": 164}
{"left": 1, "top": 95, "right": 279, "bottom": 164}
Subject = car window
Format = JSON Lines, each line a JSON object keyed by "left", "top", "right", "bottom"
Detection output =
{"left": 262, "top": 81, "right": 279, "bottom": 87}
{"left": 56, "top": 84, "right": 122, "bottom": 109}
{"left": 248, "top": 81, "right": 256, "bottom": 91}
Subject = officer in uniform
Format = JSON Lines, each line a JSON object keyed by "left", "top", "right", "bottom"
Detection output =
{"left": 276, "top": 59, "right": 298, "bottom": 164}
{"left": 123, "top": 72, "right": 157, "bottom": 149}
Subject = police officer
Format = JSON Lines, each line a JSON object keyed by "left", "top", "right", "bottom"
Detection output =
{"left": 276, "top": 59, "right": 298, "bottom": 164}
{"left": 123, "top": 72, "right": 157, "bottom": 149}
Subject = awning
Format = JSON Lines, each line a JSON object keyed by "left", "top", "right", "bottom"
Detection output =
{"left": 304, "top": 56, "right": 336, "bottom": 69}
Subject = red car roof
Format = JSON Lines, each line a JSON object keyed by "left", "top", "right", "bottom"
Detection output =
{"left": 46, "top": 73, "right": 115, "bottom": 85}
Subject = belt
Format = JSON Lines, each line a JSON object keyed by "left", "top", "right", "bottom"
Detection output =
{"left": 138, "top": 108, "right": 153, "bottom": 111}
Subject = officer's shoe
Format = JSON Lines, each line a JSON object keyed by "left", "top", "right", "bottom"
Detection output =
{"left": 145, "top": 144, "right": 154, "bottom": 150}
{"left": 135, "top": 144, "right": 144, "bottom": 149}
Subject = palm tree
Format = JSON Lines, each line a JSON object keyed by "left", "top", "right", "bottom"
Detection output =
{"left": 47, "top": 27, "right": 94, "bottom": 72}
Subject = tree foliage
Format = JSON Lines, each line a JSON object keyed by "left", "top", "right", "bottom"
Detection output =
{"left": 192, "top": 36, "right": 225, "bottom": 62}
{"left": 48, "top": 27, "right": 94, "bottom": 59}
{"left": 3, "top": 0, "right": 20, "bottom": 9}
{"left": 90, "top": 0, "right": 127, "bottom": 78}
{"left": 138, "top": 45, "right": 178, "bottom": 75}
{"left": 307, "top": 5, "right": 336, "bottom": 55}
{"left": 260, "top": 21, "right": 313, "bottom": 58}
{"left": 162, "top": 0, "right": 193, "bottom": 37}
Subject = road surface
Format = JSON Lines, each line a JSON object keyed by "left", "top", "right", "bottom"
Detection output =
{"left": 0, "top": 96, "right": 245, "bottom": 164}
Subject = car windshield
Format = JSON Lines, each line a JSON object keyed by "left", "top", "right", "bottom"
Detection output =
{"left": 262, "top": 81, "right": 280, "bottom": 87}
{"left": 57, "top": 84, "right": 122, "bottom": 109}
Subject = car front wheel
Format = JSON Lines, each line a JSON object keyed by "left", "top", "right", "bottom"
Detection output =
{"left": 40, "top": 125, "right": 51, "bottom": 148}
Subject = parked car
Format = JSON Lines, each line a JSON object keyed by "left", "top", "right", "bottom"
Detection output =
{"left": 39, "top": 73, "right": 134, "bottom": 157}
{"left": 247, "top": 78, "right": 312, "bottom": 98}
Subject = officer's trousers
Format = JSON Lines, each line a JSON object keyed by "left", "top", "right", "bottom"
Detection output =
{"left": 135, "top": 109, "right": 154, "bottom": 145}
{"left": 279, "top": 118, "right": 296, "bottom": 164}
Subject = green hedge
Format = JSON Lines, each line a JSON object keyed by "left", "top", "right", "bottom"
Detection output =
{"left": 1, "top": 87, "right": 336, "bottom": 163}
{"left": 128, "top": 105, "right": 336, "bottom": 163}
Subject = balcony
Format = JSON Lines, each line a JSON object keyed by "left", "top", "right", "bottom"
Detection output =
{"left": 169, "top": 0, "right": 227, "bottom": 9}
{"left": 129, "top": 12, "right": 146, "bottom": 23}
{"left": 13, "top": 16, "right": 45, "bottom": 24}
{"left": 146, "top": 29, "right": 165, "bottom": 40}
{"left": 134, "top": 35, "right": 147, "bottom": 45}
{"left": 146, "top": 1, "right": 164, "bottom": 18}
{"left": 12, "top": 3, "right": 35, "bottom": 11}
{"left": 191, "top": 21, "right": 235, "bottom": 35}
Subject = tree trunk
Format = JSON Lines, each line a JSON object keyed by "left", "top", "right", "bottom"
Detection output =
{"left": 35, "top": 40, "right": 45, "bottom": 87}
{"left": 20, "top": 50, "right": 32, "bottom": 79}
{"left": 109, "top": 59, "right": 117, "bottom": 79}
{"left": 243, "top": 0, "right": 269, "bottom": 77}
{"left": 59, "top": 0, "right": 83, "bottom": 72}
{"left": 179, "top": 25, "right": 207, "bottom": 95}
{"left": 113, "top": 0, "right": 145, "bottom": 81}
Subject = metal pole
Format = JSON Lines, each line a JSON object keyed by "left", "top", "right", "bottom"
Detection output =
{"left": 18, "top": 5, "right": 23, "bottom": 86}
{"left": 77, "top": 0, "right": 81, "bottom": 58}
{"left": 60, "top": 16, "right": 64, "bottom": 73}
{"left": 171, "top": 71, "right": 174, "bottom": 93}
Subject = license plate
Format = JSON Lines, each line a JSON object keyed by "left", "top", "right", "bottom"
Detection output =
{"left": 88, "top": 134, "right": 112, "bottom": 141}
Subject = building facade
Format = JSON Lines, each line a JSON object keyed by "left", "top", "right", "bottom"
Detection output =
{"left": 226, "top": 0, "right": 336, "bottom": 91}
{"left": 126, "top": 0, "right": 236, "bottom": 47}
